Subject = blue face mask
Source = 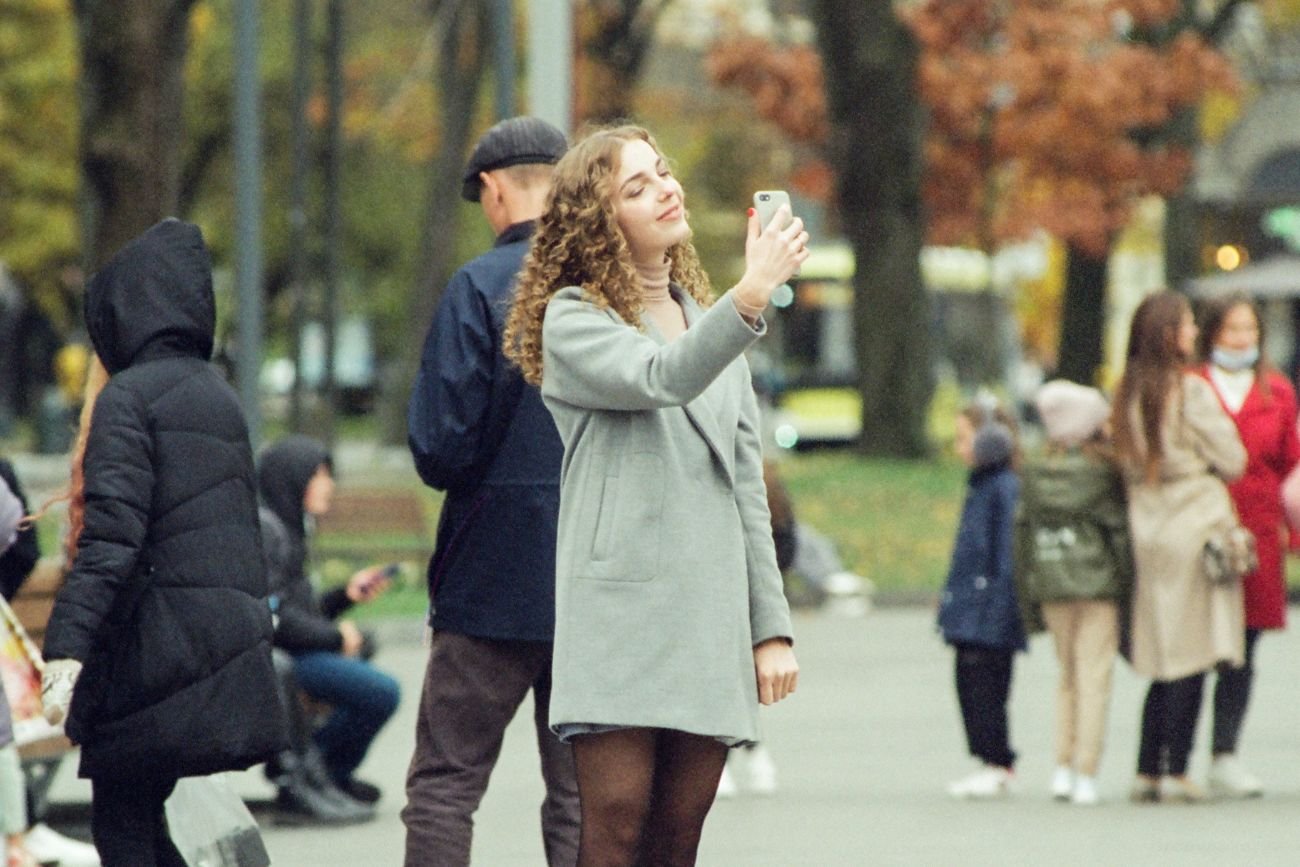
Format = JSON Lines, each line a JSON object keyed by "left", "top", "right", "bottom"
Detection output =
{"left": 1211, "top": 346, "right": 1259, "bottom": 372}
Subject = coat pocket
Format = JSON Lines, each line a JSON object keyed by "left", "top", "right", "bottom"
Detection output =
{"left": 579, "top": 452, "right": 665, "bottom": 582}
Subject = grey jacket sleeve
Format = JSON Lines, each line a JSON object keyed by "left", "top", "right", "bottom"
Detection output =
{"left": 734, "top": 377, "right": 794, "bottom": 645}
{"left": 541, "top": 287, "right": 765, "bottom": 411}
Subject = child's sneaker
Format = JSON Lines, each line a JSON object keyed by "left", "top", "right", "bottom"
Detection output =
{"left": 741, "top": 744, "right": 779, "bottom": 795}
{"left": 947, "top": 765, "right": 1013, "bottom": 799}
{"left": 715, "top": 765, "right": 738, "bottom": 800}
{"left": 1208, "top": 754, "right": 1263, "bottom": 799}
{"left": 1070, "top": 775, "right": 1100, "bottom": 806}
{"left": 1049, "top": 765, "right": 1073, "bottom": 801}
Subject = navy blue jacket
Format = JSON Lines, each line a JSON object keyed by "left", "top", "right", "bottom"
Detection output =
{"left": 407, "top": 221, "right": 562, "bottom": 642}
{"left": 937, "top": 462, "right": 1026, "bottom": 651}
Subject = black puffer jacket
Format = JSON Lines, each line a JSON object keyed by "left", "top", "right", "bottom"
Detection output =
{"left": 42, "top": 219, "right": 287, "bottom": 780}
{"left": 257, "top": 436, "right": 353, "bottom": 653}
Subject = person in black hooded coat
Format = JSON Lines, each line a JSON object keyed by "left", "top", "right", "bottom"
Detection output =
{"left": 39, "top": 219, "right": 287, "bottom": 866}
{"left": 257, "top": 435, "right": 400, "bottom": 805}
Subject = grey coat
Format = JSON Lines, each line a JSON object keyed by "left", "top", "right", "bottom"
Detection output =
{"left": 540, "top": 285, "right": 794, "bottom": 744}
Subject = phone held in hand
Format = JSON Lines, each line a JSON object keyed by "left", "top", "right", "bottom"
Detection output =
{"left": 753, "top": 190, "right": 793, "bottom": 232}
{"left": 753, "top": 190, "right": 800, "bottom": 286}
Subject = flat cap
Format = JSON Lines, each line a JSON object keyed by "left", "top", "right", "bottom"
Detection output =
{"left": 461, "top": 116, "right": 568, "bottom": 202}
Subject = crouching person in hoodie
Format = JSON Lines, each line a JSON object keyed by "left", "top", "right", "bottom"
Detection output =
{"left": 40, "top": 219, "right": 288, "bottom": 866}
{"left": 257, "top": 436, "right": 401, "bottom": 818}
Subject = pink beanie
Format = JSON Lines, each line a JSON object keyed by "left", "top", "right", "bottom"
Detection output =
{"left": 1034, "top": 379, "right": 1110, "bottom": 447}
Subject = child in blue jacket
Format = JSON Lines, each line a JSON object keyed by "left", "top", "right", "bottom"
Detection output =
{"left": 938, "top": 397, "right": 1026, "bottom": 799}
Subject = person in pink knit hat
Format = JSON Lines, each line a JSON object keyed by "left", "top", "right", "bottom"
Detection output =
{"left": 1014, "top": 379, "right": 1132, "bottom": 805}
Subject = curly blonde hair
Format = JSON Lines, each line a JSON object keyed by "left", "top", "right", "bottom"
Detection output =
{"left": 503, "top": 124, "right": 713, "bottom": 385}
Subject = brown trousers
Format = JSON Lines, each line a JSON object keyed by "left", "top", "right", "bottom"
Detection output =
{"left": 401, "top": 632, "right": 580, "bottom": 866}
{"left": 1042, "top": 600, "right": 1120, "bottom": 777}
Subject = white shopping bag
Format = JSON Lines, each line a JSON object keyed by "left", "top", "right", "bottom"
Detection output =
{"left": 165, "top": 774, "right": 270, "bottom": 867}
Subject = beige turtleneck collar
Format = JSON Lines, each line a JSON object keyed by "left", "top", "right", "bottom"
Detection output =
{"left": 635, "top": 256, "right": 685, "bottom": 339}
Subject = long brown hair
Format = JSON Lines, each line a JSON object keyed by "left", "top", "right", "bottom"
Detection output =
{"left": 1195, "top": 291, "right": 1272, "bottom": 399}
{"left": 502, "top": 124, "right": 712, "bottom": 385}
{"left": 1112, "top": 291, "right": 1190, "bottom": 482}
{"left": 63, "top": 355, "right": 110, "bottom": 563}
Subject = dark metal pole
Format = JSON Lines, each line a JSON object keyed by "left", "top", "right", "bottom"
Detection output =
{"left": 234, "top": 0, "right": 264, "bottom": 448}
{"left": 322, "top": 0, "right": 343, "bottom": 448}
{"left": 492, "top": 0, "right": 516, "bottom": 119}
{"left": 289, "top": 0, "right": 312, "bottom": 433}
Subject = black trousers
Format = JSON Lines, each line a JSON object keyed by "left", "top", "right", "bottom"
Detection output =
{"left": 953, "top": 643, "right": 1017, "bottom": 769}
{"left": 1212, "top": 628, "right": 1262, "bottom": 756}
{"left": 1136, "top": 673, "right": 1205, "bottom": 777}
{"left": 91, "top": 775, "right": 185, "bottom": 867}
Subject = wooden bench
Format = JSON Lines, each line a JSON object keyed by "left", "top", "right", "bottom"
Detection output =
{"left": 313, "top": 488, "right": 434, "bottom": 566}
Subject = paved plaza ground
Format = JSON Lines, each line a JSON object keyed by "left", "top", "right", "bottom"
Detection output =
{"left": 42, "top": 605, "right": 1300, "bottom": 865}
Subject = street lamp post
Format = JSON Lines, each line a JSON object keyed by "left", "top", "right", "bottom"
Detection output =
{"left": 234, "top": 0, "right": 264, "bottom": 448}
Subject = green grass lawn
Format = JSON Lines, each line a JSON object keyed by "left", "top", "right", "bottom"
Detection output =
{"left": 779, "top": 452, "right": 965, "bottom": 595}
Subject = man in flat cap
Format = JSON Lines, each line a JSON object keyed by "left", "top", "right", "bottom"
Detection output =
{"left": 402, "top": 117, "right": 578, "bottom": 865}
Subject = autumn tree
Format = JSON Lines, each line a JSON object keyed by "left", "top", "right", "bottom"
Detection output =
{"left": 710, "top": 10, "right": 933, "bottom": 457}
{"left": 910, "top": 0, "right": 1238, "bottom": 385}
{"left": 575, "top": 0, "right": 670, "bottom": 124}
{"left": 76, "top": 0, "right": 202, "bottom": 271}
{"left": 0, "top": 1, "right": 79, "bottom": 313}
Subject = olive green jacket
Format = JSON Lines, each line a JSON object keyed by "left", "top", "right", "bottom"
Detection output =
{"left": 1013, "top": 448, "right": 1133, "bottom": 633}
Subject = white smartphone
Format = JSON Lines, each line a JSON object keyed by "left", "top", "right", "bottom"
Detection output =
{"left": 753, "top": 190, "right": 793, "bottom": 231}
{"left": 753, "top": 190, "right": 799, "bottom": 278}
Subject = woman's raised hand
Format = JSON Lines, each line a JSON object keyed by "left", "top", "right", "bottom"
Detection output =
{"left": 734, "top": 204, "right": 810, "bottom": 312}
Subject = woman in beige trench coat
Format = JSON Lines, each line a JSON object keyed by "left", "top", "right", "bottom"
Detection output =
{"left": 1112, "top": 291, "right": 1247, "bottom": 804}
{"left": 504, "top": 126, "right": 804, "bottom": 866}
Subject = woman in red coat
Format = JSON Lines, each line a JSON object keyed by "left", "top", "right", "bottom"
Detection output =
{"left": 1195, "top": 292, "right": 1300, "bottom": 799}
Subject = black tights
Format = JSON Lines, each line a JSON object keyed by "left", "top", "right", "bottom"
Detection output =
{"left": 572, "top": 728, "right": 727, "bottom": 867}
{"left": 1212, "top": 628, "right": 1261, "bottom": 756}
{"left": 1137, "top": 673, "right": 1205, "bottom": 777}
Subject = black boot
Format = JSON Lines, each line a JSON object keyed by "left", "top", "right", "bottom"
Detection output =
{"left": 269, "top": 751, "right": 374, "bottom": 826}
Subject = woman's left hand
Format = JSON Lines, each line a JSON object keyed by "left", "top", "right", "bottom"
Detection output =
{"left": 753, "top": 638, "right": 798, "bottom": 705}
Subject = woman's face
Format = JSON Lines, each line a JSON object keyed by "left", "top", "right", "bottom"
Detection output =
{"left": 611, "top": 139, "right": 689, "bottom": 261}
{"left": 1214, "top": 303, "right": 1260, "bottom": 353}
{"left": 1176, "top": 307, "right": 1198, "bottom": 359}
{"left": 302, "top": 465, "right": 335, "bottom": 517}
{"left": 954, "top": 415, "right": 976, "bottom": 468}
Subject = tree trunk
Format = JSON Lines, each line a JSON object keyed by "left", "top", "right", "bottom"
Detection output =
{"left": 75, "top": 0, "right": 197, "bottom": 271}
{"left": 813, "top": 0, "right": 932, "bottom": 457}
{"left": 1055, "top": 244, "right": 1108, "bottom": 386}
{"left": 378, "top": 0, "right": 488, "bottom": 445}
{"left": 575, "top": 0, "right": 664, "bottom": 124}
{"left": 1162, "top": 110, "right": 1200, "bottom": 292}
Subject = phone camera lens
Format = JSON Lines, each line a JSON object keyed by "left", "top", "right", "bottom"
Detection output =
{"left": 759, "top": 194, "right": 770, "bottom": 201}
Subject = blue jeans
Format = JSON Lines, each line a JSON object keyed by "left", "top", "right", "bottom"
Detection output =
{"left": 293, "top": 651, "right": 401, "bottom": 783}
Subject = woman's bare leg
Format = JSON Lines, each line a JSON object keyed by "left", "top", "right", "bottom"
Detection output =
{"left": 572, "top": 729, "right": 656, "bottom": 867}
{"left": 640, "top": 731, "right": 729, "bottom": 867}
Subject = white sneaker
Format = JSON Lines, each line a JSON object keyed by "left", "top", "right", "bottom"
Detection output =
{"left": 24, "top": 823, "right": 100, "bottom": 867}
{"left": 715, "top": 765, "right": 738, "bottom": 799}
{"left": 1070, "top": 775, "right": 1100, "bottom": 806}
{"left": 1049, "top": 765, "right": 1073, "bottom": 800}
{"left": 1208, "top": 754, "right": 1263, "bottom": 799}
{"left": 947, "top": 766, "right": 1013, "bottom": 799}
{"left": 743, "top": 744, "right": 778, "bottom": 795}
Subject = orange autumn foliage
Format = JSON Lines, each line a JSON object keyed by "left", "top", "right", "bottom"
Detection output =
{"left": 708, "top": 1, "right": 1236, "bottom": 257}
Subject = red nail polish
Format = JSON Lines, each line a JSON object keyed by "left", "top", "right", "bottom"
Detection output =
{"left": 747, "top": 207, "right": 755, "bottom": 217}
